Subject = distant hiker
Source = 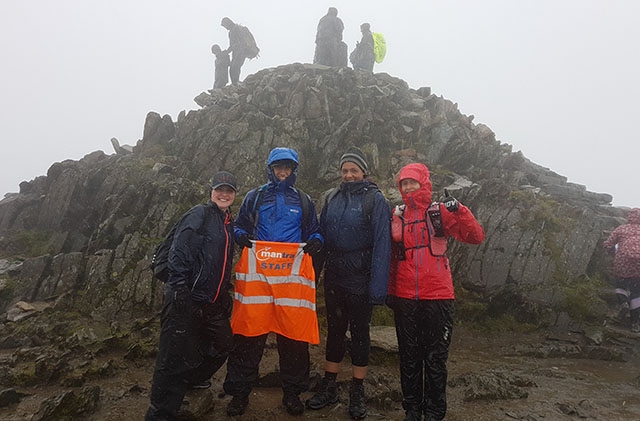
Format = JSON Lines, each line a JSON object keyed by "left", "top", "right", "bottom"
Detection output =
{"left": 350, "top": 23, "right": 375, "bottom": 71}
{"left": 223, "top": 147, "right": 323, "bottom": 417}
{"left": 387, "top": 163, "right": 485, "bottom": 421}
{"left": 221, "top": 17, "right": 259, "bottom": 85}
{"left": 604, "top": 207, "right": 640, "bottom": 333}
{"left": 211, "top": 44, "right": 230, "bottom": 89}
{"left": 313, "top": 7, "right": 344, "bottom": 67}
{"left": 145, "top": 171, "right": 238, "bottom": 421}
{"left": 307, "top": 147, "right": 391, "bottom": 420}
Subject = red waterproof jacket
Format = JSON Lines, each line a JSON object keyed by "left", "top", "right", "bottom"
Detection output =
{"left": 604, "top": 208, "right": 640, "bottom": 278}
{"left": 388, "top": 163, "right": 485, "bottom": 300}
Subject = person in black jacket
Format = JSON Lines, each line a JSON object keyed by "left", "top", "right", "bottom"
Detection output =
{"left": 307, "top": 147, "right": 391, "bottom": 420}
{"left": 145, "top": 171, "right": 238, "bottom": 421}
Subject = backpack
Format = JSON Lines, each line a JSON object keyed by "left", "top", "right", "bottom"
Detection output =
{"left": 150, "top": 205, "right": 213, "bottom": 282}
{"left": 372, "top": 32, "right": 386, "bottom": 64}
{"left": 249, "top": 184, "right": 312, "bottom": 229}
{"left": 392, "top": 202, "right": 447, "bottom": 258}
{"left": 238, "top": 25, "right": 260, "bottom": 59}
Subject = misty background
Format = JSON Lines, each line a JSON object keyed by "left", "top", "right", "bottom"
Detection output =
{"left": 1, "top": 1, "right": 638, "bottom": 207}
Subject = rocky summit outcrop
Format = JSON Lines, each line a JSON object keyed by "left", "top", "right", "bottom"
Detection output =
{"left": 0, "top": 63, "right": 629, "bottom": 322}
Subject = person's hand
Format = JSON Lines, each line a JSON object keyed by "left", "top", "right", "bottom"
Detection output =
{"left": 173, "top": 282, "right": 191, "bottom": 314}
{"left": 237, "top": 234, "right": 254, "bottom": 249}
{"left": 303, "top": 238, "right": 323, "bottom": 255}
{"left": 443, "top": 189, "right": 459, "bottom": 213}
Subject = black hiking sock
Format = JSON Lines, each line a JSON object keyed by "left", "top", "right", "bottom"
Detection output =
{"left": 351, "top": 377, "right": 364, "bottom": 386}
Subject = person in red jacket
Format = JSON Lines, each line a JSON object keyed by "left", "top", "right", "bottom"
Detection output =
{"left": 387, "top": 163, "right": 484, "bottom": 421}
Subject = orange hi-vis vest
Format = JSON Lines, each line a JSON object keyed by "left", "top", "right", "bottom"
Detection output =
{"left": 231, "top": 240, "right": 319, "bottom": 344}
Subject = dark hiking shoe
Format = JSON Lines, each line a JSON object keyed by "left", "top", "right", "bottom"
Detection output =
{"left": 306, "top": 377, "right": 338, "bottom": 409}
{"left": 404, "top": 409, "right": 422, "bottom": 421}
{"left": 283, "top": 393, "right": 304, "bottom": 416}
{"left": 349, "top": 382, "right": 367, "bottom": 419}
{"left": 190, "top": 380, "right": 212, "bottom": 389}
{"left": 226, "top": 395, "right": 249, "bottom": 417}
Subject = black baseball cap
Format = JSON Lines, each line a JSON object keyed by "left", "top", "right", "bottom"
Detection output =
{"left": 211, "top": 171, "right": 238, "bottom": 192}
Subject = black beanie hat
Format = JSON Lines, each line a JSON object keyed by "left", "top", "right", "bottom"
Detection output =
{"left": 339, "top": 147, "right": 369, "bottom": 174}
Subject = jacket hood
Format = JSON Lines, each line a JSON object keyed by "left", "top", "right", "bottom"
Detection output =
{"left": 266, "top": 147, "right": 299, "bottom": 187}
{"left": 628, "top": 208, "right": 640, "bottom": 224}
{"left": 397, "top": 163, "right": 432, "bottom": 209}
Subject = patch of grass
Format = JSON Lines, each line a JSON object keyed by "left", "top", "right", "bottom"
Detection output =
{"left": 8, "top": 230, "right": 51, "bottom": 257}
{"left": 557, "top": 276, "right": 608, "bottom": 322}
{"left": 371, "top": 305, "right": 395, "bottom": 326}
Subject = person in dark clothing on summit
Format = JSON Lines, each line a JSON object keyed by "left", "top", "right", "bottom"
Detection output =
{"left": 314, "top": 7, "right": 345, "bottom": 67}
{"left": 223, "top": 147, "right": 323, "bottom": 417}
{"left": 211, "top": 44, "right": 230, "bottom": 89}
{"left": 307, "top": 147, "right": 391, "bottom": 420}
{"left": 221, "top": 17, "right": 254, "bottom": 85}
{"left": 350, "top": 23, "right": 375, "bottom": 71}
{"left": 145, "top": 171, "right": 238, "bottom": 421}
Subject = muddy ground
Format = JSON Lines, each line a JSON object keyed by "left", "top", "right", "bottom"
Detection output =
{"left": 1, "top": 321, "right": 639, "bottom": 421}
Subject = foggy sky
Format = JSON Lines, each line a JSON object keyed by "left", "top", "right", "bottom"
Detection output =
{"left": 1, "top": 1, "right": 639, "bottom": 207}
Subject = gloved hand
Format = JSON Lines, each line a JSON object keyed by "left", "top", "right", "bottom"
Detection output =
{"left": 443, "top": 189, "right": 459, "bottom": 213}
{"left": 237, "top": 233, "right": 254, "bottom": 249}
{"left": 173, "top": 282, "right": 191, "bottom": 314}
{"left": 303, "top": 238, "right": 323, "bottom": 255}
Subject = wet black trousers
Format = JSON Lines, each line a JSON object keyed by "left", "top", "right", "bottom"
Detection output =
{"left": 146, "top": 286, "right": 233, "bottom": 420}
{"left": 389, "top": 297, "right": 453, "bottom": 421}
{"left": 324, "top": 286, "right": 374, "bottom": 367}
{"left": 223, "top": 333, "right": 310, "bottom": 397}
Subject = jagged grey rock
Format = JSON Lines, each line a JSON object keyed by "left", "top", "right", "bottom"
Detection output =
{"left": 0, "top": 63, "right": 627, "bottom": 321}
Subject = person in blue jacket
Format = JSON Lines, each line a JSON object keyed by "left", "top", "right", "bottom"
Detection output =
{"left": 307, "top": 147, "right": 391, "bottom": 420}
{"left": 146, "top": 171, "right": 237, "bottom": 421}
{"left": 223, "top": 147, "right": 323, "bottom": 417}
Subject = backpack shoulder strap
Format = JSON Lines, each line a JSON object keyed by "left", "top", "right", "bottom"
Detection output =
{"left": 251, "top": 184, "right": 269, "bottom": 229}
{"left": 198, "top": 204, "right": 214, "bottom": 235}
{"left": 363, "top": 186, "right": 382, "bottom": 222}
{"left": 293, "top": 187, "right": 311, "bottom": 224}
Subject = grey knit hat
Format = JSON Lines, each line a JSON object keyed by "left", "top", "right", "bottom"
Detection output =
{"left": 339, "top": 147, "right": 368, "bottom": 173}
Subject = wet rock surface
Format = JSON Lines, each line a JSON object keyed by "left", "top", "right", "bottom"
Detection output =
{"left": 0, "top": 311, "right": 638, "bottom": 420}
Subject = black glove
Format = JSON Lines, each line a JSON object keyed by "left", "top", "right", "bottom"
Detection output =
{"left": 173, "top": 282, "right": 191, "bottom": 314}
{"left": 237, "top": 233, "right": 254, "bottom": 249}
{"left": 443, "top": 189, "right": 459, "bottom": 213}
{"left": 303, "top": 238, "right": 323, "bottom": 255}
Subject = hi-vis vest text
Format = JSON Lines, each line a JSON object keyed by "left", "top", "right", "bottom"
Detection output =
{"left": 232, "top": 240, "right": 319, "bottom": 344}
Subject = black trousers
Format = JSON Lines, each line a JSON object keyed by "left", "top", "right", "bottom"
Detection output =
{"left": 223, "top": 333, "right": 309, "bottom": 397}
{"left": 389, "top": 297, "right": 453, "bottom": 421}
{"left": 146, "top": 285, "right": 233, "bottom": 420}
{"left": 324, "top": 285, "right": 373, "bottom": 367}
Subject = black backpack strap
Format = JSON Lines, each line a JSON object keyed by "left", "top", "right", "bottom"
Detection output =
{"left": 198, "top": 204, "right": 214, "bottom": 235}
{"left": 251, "top": 184, "right": 268, "bottom": 230}
{"left": 294, "top": 187, "right": 311, "bottom": 224}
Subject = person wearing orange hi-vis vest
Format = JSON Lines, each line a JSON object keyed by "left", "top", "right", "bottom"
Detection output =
{"left": 232, "top": 240, "right": 319, "bottom": 343}
{"left": 223, "top": 147, "right": 323, "bottom": 417}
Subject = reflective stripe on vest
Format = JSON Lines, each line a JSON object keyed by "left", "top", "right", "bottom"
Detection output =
{"left": 231, "top": 240, "right": 319, "bottom": 344}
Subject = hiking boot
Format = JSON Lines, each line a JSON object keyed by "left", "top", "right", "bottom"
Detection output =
{"left": 283, "top": 393, "right": 304, "bottom": 416}
{"left": 404, "top": 409, "right": 422, "bottom": 421}
{"left": 226, "top": 395, "right": 249, "bottom": 417}
{"left": 306, "top": 377, "right": 338, "bottom": 409}
{"left": 190, "top": 379, "right": 212, "bottom": 390}
{"left": 349, "top": 382, "right": 367, "bottom": 419}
